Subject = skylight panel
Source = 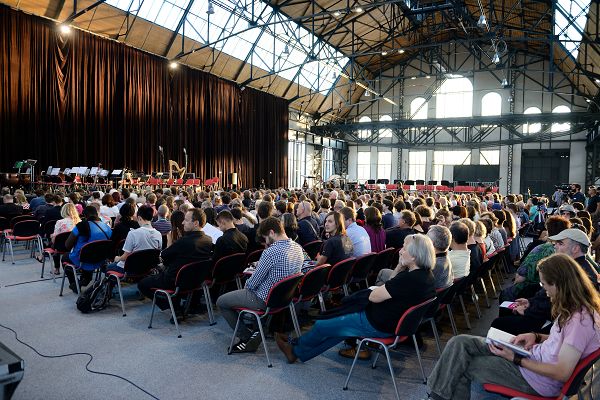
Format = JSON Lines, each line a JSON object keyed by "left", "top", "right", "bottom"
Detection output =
{"left": 106, "top": 0, "right": 347, "bottom": 93}
{"left": 555, "top": 0, "right": 590, "bottom": 59}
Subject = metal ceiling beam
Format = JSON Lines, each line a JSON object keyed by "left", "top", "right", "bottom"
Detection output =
{"left": 63, "top": 0, "right": 107, "bottom": 23}
{"left": 162, "top": 0, "right": 196, "bottom": 57}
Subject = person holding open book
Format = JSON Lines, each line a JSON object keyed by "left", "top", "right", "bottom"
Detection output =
{"left": 426, "top": 253, "right": 600, "bottom": 400}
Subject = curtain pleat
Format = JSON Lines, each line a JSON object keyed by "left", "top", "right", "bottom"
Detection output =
{"left": 0, "top": 5, "right": 288, "bottom": 188}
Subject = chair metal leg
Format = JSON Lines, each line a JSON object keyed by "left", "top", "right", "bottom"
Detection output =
{"left": 371, "top": 349, "right": 381, "bottom": 369}
{"left": 40, "top": 252, "right": 47, "bottom": 278}
{"left": 470, "top": 286, "right": 482, "bottom": 319}
{"left": 446, "top": 304, "right": 458, "bottom": 336}
{"left": 343, "top": 338, "right": 365, "bottom": 390}
{"left": 479, "top": 278, "right": 491, "bottom": 308}
{"left": 73, "top": 267, "right": 81, "bottom": 295}
{"left": 430, "top": 319, "right": 442, "bottom": 355}
{"left": 115, "top": 277, "right": 126, "bottom": 317}
{"left": 165, "top": 294, "right": 181, "bottom": 338}
{"left": 289, "top": 304, "right": 301, "bottom": 338}
{"left": 412, "top": 334, "right": 427, "bottom": 384}
{"left": 6, "top": 238, "right": 14, "bottom": 264}
{"left": 343, "top": 284, "right": 349, "bottom": 296}
{"left": 458, "top": 295, "right": 472, "bottom": 329}
{"left": 383, "top": 344, "right": 401, "bottom": 399}
{"left": 148, "top": 293, "right": 157, "bottom": 328}
{"left": 487, "top": 270, "right": 497, "bottom": 297}
{"left": 318, "top": 292, "right": 326, "bottom": 312}
{"left": 228, "top": 313, "right": 244, "bottom": 354}
{"left": 254, "top": 313, "right": 272, "bottom": 368}
{"left": 235, "top": 275, "right": 242, "bottom": 290}
{"left": 202, "top": 284, "right": 216, "bottom": 325}
{"left": 59, "top": 267, "right": 67, "bottom": 296}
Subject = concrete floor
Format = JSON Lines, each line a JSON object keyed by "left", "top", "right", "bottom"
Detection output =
{"left": 0, "top": 244, "right": 507, "bottom": 400}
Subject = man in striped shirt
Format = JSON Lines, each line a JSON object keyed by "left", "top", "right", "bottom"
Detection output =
{"left": 217, "top": 216, "right": 303, "bottom": 353}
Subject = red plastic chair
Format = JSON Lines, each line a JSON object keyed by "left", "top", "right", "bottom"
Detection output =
{"left": 40, "top": 231, "right": 71, "bottom": 280}
{"left": 343, "top": 297, "right": 437, "bottom": 400}
{"left": 483, "top": 348, "right": 600, "bottom": 399}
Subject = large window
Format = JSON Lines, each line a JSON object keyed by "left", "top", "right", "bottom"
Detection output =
{"left": 410, "top": 97, "right": 428, "bottom": 120}
{"left": 288, "top": 140, "right": 306, "bottom": 188}
{"left": 379, "top": 115, "right": 393, "bottom": 138}
{"left": 523, "top": 107, "right": 542, "bottom": 134}
{"left": 432, "top": 151, "right": 471, "bottom": 181}
{"left": 358, "top": 116, "right": 371, "bottom": 139}
{"left": 480, "top": 150, "right": 500, "bottom": 165}
{"left": 357, "top": 151, "right": 371, "bottom": 182}
{"left": 436, "top": 77, "right": 473, "bottom": 118}
{"left": 377, "top": 151, "right": 392, "bottom": 181}
{"left": 408, "top": 151, "right": 426, "bottom": 181}
{"left": 322, "top": 147, "right": 334, "bottom": 181}
{"left": 552, "top": 105, "right": 571, "bottom": 132}
{"left": 481, "top": 92, "right": 502, "bottom": 116}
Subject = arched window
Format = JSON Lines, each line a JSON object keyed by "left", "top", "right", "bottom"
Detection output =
{"left": 481, "top": 92, "right": 502, "bottom": 116}
{"left": 552, "top": 105, "right": 570, "bottom": 132}
{"left": 410, "top": 97, "right": 428, "bottom": 120}
{"left": 436, "top": 77, "right": 473, "bottom": 118}
{"left": 523, "top": 107, "right": 541, "bottom": 134}
{"left": 379, "top": 115, "right": 392, "bottom": 137}
{"left": 358, "top": 116, "right": 371, "bottom": 139}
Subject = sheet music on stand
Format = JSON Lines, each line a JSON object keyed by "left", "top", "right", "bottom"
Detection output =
{"left": 90, "top": 167, "right": 99, "bottom": 176}
{"left": 111, "top": 170, "right": 122, "bottom": 176}
{"left": 50, "top": 168, "right": 60, "bottom": 176}
{"left": 99, "top": 169, "right": 109, "bottom": 177}
{"left": 47, "top": 166, "right": 53, "bottom": 175}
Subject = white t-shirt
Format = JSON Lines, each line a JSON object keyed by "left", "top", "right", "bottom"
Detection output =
{"left": 203, "top": 223, "right": 223, "bottom": 244}
{"left": 118, "top": 225, "right": 162, "bottom": 267}
{"left": 448, "top": 249, "right": 471, "bottom": 279}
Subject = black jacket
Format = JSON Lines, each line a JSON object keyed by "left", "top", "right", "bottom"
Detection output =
{"left": 162, "top": 231, "right": 213, "bottom": 283}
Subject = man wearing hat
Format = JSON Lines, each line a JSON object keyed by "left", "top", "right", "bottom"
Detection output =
{"left": 557, "top": 204, "right": 576, "bottom": 219}
{"left": 491, "top": 229, "right": 598, "bottom": 335}
{"left": 548, "top": 228, "right": 599, "bottom": 285}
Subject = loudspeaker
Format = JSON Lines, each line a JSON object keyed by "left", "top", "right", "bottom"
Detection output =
{"left": 0, "top": 341, "right": 24, "bottom": 400}
{"left": 230, "top": 172, "right": 238, "bottom": 186}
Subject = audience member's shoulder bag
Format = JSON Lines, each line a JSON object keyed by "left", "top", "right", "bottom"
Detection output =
{"left": 76, "top": 276, "right": 114, "bottom": 313}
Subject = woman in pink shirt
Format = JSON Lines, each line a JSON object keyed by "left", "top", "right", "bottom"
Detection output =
{"left": 426, "top": 253, "right": 600, "bottom": 400}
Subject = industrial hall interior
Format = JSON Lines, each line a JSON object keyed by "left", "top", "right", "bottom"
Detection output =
{"left": 1, "top": 0, "right": 600, "bottom": 399}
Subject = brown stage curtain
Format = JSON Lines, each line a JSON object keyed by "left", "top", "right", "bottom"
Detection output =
{"left": 0, "top": 5, "right": 288, "bottom": 188}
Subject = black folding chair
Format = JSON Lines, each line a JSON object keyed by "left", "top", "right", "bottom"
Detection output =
{"left": 40, "top": 231, "right": 71, "bottom": 280}
{"left": 289, "top": 264, "right": 330, "bottom": 337}
{"left": 343, "top": 297, "right": 437, "bottom": 399}
{"left": 227, "top": 273, "right": 303, "bottom": 367}
{"left": 107, "top": 249, "right": 161, "bottom": 316}
{"left": 2, "top": 220, "right": 42, "bottom": 264}
{"left": 318, "top": 257, "right": 356, "bottom": 311}
{"left": 202, "top": 252, "right": 247, "bottom": 325}
{"left": 60, "top": 240, "right": 114, "bottom": 296}
{"left": 148, "top": 260, "right": 213, "bottom": 338}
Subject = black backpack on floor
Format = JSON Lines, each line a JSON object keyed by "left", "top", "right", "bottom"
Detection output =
{"left": 76, "top": 276, "right": 114, "bottom": 313}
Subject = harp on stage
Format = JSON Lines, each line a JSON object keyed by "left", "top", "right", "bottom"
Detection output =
{"left": 168, "top": 160, "right": 186, "bottom": 179}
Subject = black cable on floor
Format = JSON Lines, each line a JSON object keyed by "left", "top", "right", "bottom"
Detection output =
{"left": 0, "top": 323, "right": 160, "bottom": 400}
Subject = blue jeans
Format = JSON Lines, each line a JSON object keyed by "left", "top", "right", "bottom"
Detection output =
{"left": 293, "top": 311, "right": 389, "bottom": 362}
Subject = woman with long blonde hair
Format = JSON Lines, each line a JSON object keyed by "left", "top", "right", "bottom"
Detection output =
{"left": 45, "top": 203, "right": 81, "bottom": 275}
{"left": 426, "top": 253, "right": 600, "bottom": 400}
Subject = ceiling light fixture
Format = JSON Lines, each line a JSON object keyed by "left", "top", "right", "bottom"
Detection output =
{"left": 398, "top": 49, "right": 405, "bottom": 54}
{"left": 501, "top": 78, "right": 509, "bottom": 87}
{"left": 477, "top": 14, "right": 487, "bottom": 29}
{"left": 586, "top": 98, "right": 592, "bottom": 103}
{"left": 381, "top": 51, "right": 388, "bottom": 56}
{"left": 492, "top": 52, "right": 501, "bottom": 64}
{"left": 595, "top": 78, "right": 600, "bottom": 84}
{"left": 207, "top": 1, "right": 215, "bottom": 15}
{"left": 169, "top": 62, "right": 178, "bottom": 69}
{"left": 59, "top": 24, "right": 71, "bottom": 34}
{"left": 283, "top": 45, "right": 290, "bottom": 55}
{"left": 426, "top": 75, "right": 431, "bottom": 79}
{"left": 411, "top": 76, "right": 416, "bottom": 80}
{"left": 354, "top": 7, "right": 363, "bottom": 13}
{"left": 364, "top": 91, "right": 370, "bottom": 97}
{"left": 333, "top": 10, "right": 341, "bottom": 17}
